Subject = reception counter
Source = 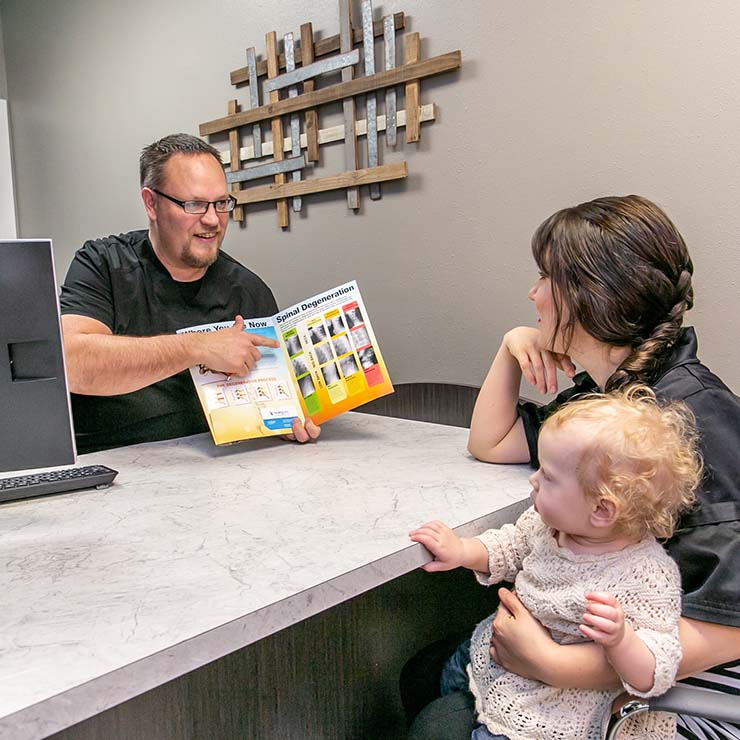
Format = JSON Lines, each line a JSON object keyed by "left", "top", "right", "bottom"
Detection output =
{"left": 0, "top": 413, "right": 531, "bottom": 740}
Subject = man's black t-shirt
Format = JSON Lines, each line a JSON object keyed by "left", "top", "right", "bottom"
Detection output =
{"left": 60, "top": 230, "right": 278, "bottom": 453}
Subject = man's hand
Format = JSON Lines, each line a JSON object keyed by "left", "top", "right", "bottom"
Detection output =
{"left": 199, "top": 315, "right": 280, "bottom": 376}
{"left": 579, "top": 592, "right": 626, "bottom": 648}
{"left": 61, "top": 313, "right": 282, "bottom": 397}
{"left": 282, "top": 417, "right": 321, "bottom": 444}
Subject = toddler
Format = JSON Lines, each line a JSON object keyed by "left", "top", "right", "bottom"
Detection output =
{"left": 410, "top": 387, "right": 701, "bottom": 740}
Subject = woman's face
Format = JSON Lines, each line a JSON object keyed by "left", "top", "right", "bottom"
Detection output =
{"left": 528, "top": 274, "right": 562, "bottom": 350}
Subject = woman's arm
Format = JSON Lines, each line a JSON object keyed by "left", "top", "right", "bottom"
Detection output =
{"left": 490, "top": 588, "right": 621, "bottom": 690}
{"left": 467, "top": 328, "right": 575, "bottom": 464}
{"left": 467, "top": 335, "right": 529, "bottom": 463}
{"left": 677, "top": 618, "right": 740, "bottom": 678}
{"left": 490, "top": 589, "right": 740, "bottom": 690}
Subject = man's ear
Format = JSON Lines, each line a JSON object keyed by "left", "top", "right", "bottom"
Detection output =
{"left": 142, "top": 187, "right": 157, "bottom": 221}
{"left": 591, "top": 497, "right": 618, "bottom": 528}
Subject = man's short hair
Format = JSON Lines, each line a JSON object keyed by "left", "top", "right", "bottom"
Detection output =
{"left": 139, "top": 133, "right": 223, "bottom": 189}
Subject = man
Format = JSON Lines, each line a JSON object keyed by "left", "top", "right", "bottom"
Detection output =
{"left": 61, "top": 133, "right": 320, "bottom": 453}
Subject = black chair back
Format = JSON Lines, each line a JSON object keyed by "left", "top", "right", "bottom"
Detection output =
{"left": 356, "top": 382, "right": 480, "bottom": 429}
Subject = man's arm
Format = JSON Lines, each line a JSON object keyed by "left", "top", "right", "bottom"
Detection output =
{"left": 62, "top": 314, "right": 278, "bottom": 396}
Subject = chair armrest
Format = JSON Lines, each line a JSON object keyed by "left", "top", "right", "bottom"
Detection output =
{"left": 605, "top": 685, "right": 740, "bottom": 739}
{"left": 649, "top": 685, "right": 740, "bottom": 724}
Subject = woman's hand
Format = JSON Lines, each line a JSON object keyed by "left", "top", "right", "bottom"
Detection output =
{"left": 489, "top": 587, "right": 559, "bottom": 681}
{"left": 503, "top": 327, "right": 576, "bottom": 395}
{"left": 492, "top": 587, "right": 622, "bottom": 690}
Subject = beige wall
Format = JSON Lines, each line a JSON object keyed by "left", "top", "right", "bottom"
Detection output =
{"left": 2, "top": 0, "right": 739, "bottom": 393}
{"left": 0, "top": 9, "right": 6, "bottom": 100}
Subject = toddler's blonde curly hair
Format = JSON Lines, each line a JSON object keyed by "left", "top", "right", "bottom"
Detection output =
{"left": 542, "top": 385, "right": 702, "bottom": 540}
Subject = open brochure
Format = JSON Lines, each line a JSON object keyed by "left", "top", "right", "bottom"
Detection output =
{"left": 177, "top": 280, "right": 394, "bottom": 445}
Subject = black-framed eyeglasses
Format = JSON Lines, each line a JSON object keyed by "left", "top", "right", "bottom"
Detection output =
{"left": 151, "top": 188, "right": 237, "bottom": 214}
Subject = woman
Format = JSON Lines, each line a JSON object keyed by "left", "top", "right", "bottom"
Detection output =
{"left": 408, "top": 195, "right": 740, "bottom": 740}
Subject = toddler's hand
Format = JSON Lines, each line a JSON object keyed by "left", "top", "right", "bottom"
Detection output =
{"left": 409, "top": 520, "right": 467, "bottom": 572}
{"left": 579, "top": 591, "right": 626, "bottom": 648}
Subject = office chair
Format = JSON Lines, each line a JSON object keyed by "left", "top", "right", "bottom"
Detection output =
{"left": 356, "top": 381, "right": 481, "bottom": 428}
{"left": 605, "top": 684, "right": 740, "bottom": 739}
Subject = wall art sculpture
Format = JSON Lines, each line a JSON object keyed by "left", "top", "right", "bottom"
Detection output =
{"left": 199, "top": 1, "right": 462, "bottom": 229}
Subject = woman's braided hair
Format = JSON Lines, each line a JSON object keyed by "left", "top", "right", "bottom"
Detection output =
{"left": 531, "top": 195, "right": 694, "bottom": 390}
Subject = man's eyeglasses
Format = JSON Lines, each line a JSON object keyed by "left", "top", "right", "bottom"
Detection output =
{"left": 151, "top": 188, "right": 237, "bottom": 214}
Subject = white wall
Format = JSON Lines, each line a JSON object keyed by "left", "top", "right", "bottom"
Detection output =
{"left": 0, "top": 99, "right": 16, "bottom": 238}
{"left": 2, "top": 0, "right": 740, "bottom": 393}
{"left": 0, "top": 7, "right": 7, "bottom": 100}
{"left": 0, "top": 9, "right": 15, "bottom": 237}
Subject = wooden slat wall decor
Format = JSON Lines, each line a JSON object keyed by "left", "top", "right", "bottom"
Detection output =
{"left": 300, "top": 23, "right": 320, "bottom": 163}
{"left": 227, "top": 100, "right": 245, "bottom": 222}
{"left": 229, "top": 12, "right": 407, "bottom": 85}
{"left": 404, "top": 33, "right": 421, "bottom": 143}
{"left": 198, "top": 4, "right": 462, "bottom": 229}
{"left": 246, "top": 47, "right": 263, "bottom": 158}
{"left": 200, "top": 53, "right": 460, "bottom": 136}
{"left": 339, "top": 0, "right": 360, "bottom": 210}
{"left": 283, "top": 32, "right": 303, "bottom": 212}
{"left": 233, "top": 162, "right": 407, "bottom": 205}
{"left": 383, "top": 14, "right": 398, "bottom": 147}
{"left": 220, "top": 104, "right": 437, "bottom": 166}
{"left": 265, "top": 31, "right": 289, "bottom": 229}
{"left": 362, "top": 0, "right": 381, "bottom": 201}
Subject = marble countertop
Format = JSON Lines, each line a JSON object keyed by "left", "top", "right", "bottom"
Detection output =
{"left": 0, "top": 413, "right": 531, "bottom": 740}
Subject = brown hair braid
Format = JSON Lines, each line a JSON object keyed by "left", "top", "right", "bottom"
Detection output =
{"left": 531, "top": 195, "right": 694, "bottom": 389}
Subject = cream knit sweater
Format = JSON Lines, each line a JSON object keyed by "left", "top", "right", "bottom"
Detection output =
{"left": 468, "top": 507, "right": 682, "bottom": 740}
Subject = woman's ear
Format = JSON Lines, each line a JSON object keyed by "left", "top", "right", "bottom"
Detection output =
{"left": 590, "top": 498, "right": 618, "bottom": 528}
